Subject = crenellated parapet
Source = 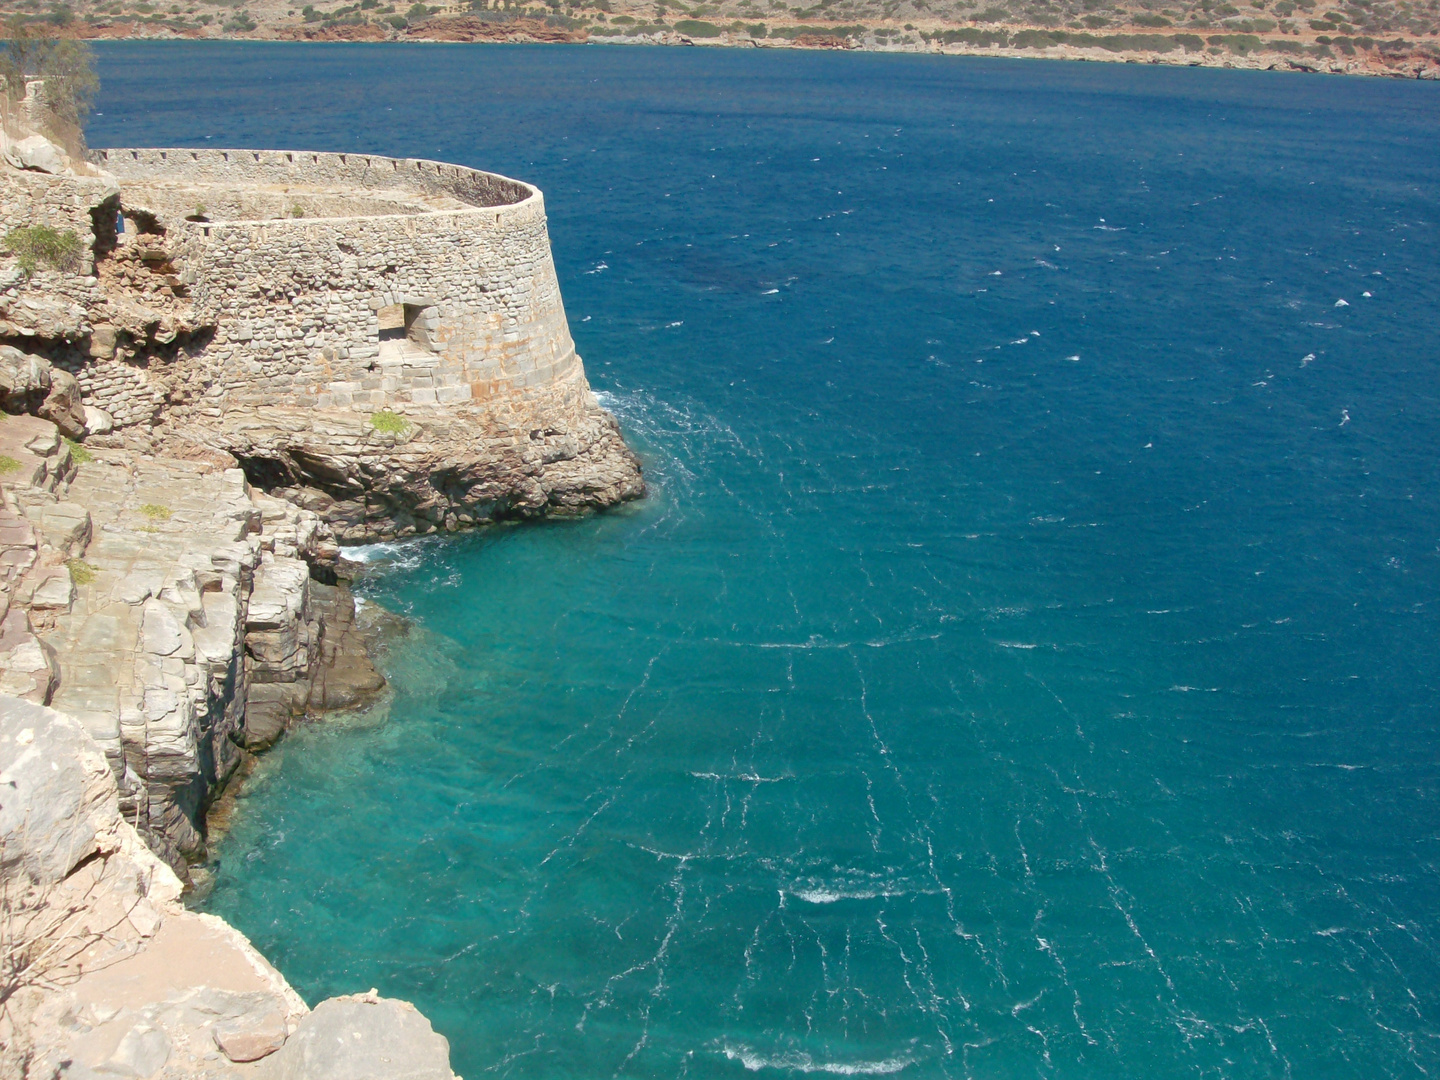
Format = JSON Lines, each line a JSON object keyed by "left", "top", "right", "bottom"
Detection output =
{"left": 94, "top": 148, "right": 585, "bottom": 414}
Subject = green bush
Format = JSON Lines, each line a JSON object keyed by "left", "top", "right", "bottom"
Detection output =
{"left": 767, "top": 21, "right": 862, "bottom": 36}
{"left": 63, "top": 437, "right": 92, "bottom": 464}
{"left": 370, "top": 410, "right": 410, "bottom": 434}
{"left": 1207, "top": 31, "right": 1264, "bottom": 52}
{"left": 66, "top": 558, "right": 96, "bottom": 585}
{"left": 406, "top": 1, "right": 428, "bottom": 17}
{"left": 1134, "top": 13, "right": 1171, "bottom": 25}
{"left": 673, "top": 17, "right": 720, "bottom": 33}
{"left": 387, "top": 13, "right": 407, "bottom": 26}
{"left": 0, "top": 456, "right": 18, "bottom": 475}
{"left": 4, "top": 225, "right": 83, "bottom": 277}
{"left": 932, "top": 26, "right": 1009, "bottom": 44}
{"left": 139, "top": 503, "right": 172, "bottom": 521}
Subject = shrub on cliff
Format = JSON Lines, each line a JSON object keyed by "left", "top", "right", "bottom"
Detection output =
{"left": 370, "top": 410, "right": 411, "bottom": 435}
{"left": 673, "top": 18, "right": 721, "bottom": 34}
{"left": 3, "top": 226, "right": 83, "bottom": 277}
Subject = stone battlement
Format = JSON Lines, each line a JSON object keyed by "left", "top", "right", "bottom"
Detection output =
{"left": 93, "top": 145, "right": 533, "bottom": 212}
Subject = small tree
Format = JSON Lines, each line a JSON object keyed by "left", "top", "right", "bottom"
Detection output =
{"left": 0, "top": 18, "right": 98, "bottom": 135}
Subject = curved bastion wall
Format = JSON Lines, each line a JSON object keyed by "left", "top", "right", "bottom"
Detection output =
{"left": 68, "top": 147, "right": 644, "bottom": 540}
{"left": 94, "top": 147, "right": 585, "bottom": 415}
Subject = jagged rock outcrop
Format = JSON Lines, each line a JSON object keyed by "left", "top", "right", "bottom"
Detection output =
{"left": 0, "top": 695, "right": 459, "bottom": 1080}
{"left": 199, "top": 398, "right": 644, "bottom": 541}
{"left": 0, "top": 399, "right": 385, "bottom": 875}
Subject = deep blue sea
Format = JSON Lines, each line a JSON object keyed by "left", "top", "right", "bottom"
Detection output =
{"left": 89, "top": 43, "right": 1440, "bottom": 1079}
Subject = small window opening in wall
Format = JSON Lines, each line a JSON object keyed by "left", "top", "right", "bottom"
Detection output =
{"left": 377, "top": 303, "right": 433, "bottom": 349}
{"left": 286, "top": 153, "right": 293, "bottom": 163}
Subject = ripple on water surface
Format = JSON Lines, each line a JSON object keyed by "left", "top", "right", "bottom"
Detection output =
{"left": 87, "top": 42, "right": 1440, "bottom": 1080}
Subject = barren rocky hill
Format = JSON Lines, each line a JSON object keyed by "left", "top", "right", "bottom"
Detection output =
{"left": 4, "top": 0, "right": 1438, "bottom": 77}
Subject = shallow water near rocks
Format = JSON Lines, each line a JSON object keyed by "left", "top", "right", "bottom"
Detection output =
{"left": 89, "top": 44, "right": 1440, "bottom": 1079}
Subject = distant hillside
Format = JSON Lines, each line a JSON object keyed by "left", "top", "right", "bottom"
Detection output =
{"left": 2, "top": 0, "right": 1437, "bottom": 77}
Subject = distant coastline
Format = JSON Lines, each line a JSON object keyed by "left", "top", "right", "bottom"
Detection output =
{"left": 57, "top": 15, "right": 1440, "bottom": 80}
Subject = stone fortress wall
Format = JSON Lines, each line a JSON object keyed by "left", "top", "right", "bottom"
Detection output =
{"left": 93, "top": 147, "right": 586, "bottom": 419}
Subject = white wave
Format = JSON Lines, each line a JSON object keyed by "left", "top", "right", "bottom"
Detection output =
{"left": 790, "top": 887, "right": 882, "bottom": 904}
{"left": 1334, "top": 298, "right": 1349, "bottom": 307}
{"left": 691, "top": 771, "right": 791, "bottom": 784}
{"left": 722, "top": 1044, "right": 913, "bottom": 1074}
{"left": 344, "top": 540, "right": 433, "bottom": 572}
{"left": 761, "top": 288, "right": 780, "bottom": 295}
{"left": 994, "top": 641, "right": 1037, "bottom": 650}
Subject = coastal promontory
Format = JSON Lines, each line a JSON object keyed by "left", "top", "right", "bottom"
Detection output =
{"left": 0, "top": 77, "right": 642, "bottom": 1078}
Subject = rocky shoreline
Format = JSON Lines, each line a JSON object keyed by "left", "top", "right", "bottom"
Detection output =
{"left": 1, "top": 86, "right": 643, "bottom": 1078}
{"left": 52, "top": 15, "right": 1440, "bottom": 81}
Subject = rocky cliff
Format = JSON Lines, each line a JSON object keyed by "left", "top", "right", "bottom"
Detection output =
{"left": 0, "top": 90, "right": 644, "bottom": 1078}
{"left": 1, "top": 695, "right": 459, "bottom": 1080}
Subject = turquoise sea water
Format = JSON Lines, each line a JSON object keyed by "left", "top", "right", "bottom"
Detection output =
{"left": 89, "top": 44, "right": 1440, "bottom": 1079}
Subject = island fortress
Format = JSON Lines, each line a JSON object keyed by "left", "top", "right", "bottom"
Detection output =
{"left": 98, "top": 147, "right": 591, "bottom": 412}
{"left": 82, "top": 146, "right": 643, "bottom": 540}
{"left": 0, "top": 106, "right": 640, "bottom": 1077}
{"left": 3, "top": 127, "right": 644, "bottom": 542}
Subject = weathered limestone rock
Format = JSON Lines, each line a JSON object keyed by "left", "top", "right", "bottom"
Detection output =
{"left": 38, "top": 364, "right": 87, "bottom": 438}
{"left": 258, "top": 994, "right": 459, "bottom": 1080}
{"left": 2, "top": 695, "right": 461, "bottom": 1080}
{"left": 3, "top": 131, "right": 68, "bottom": 175}
{"left": 0, "top": 695, "right": 120, "bottom": 885}
{"left": 0, "top": 410, "right": 382, "bottom": 874}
